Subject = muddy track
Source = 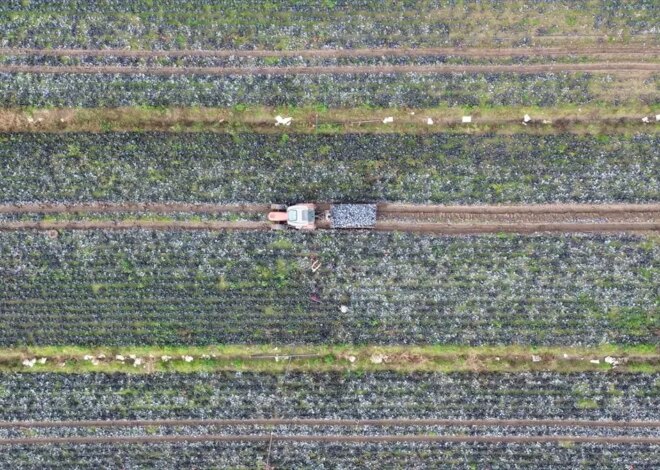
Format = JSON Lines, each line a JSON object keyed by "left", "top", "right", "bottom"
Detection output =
{"left": 377, "top": 203, "right": 660, "bottom": 214}
{"left": 0, "top": 220, "right": 269, "bottom": 231}
{"left": 1, "top": 202, "right": 657, "bottom": 215}
{"left": 1, "top": 418, "right": 657, "bottom": 429}
{"left": 372, "top": 222, "right": 659, "bottom": 234}
{"left": 0, "top": 203, "right": 658, "bottom": 234}
{"left": 0, "top": 63, "right": 657, "bottom": 76}
{"left": 0, "top": 202, "right": 270, "bottom": 214}
{"left": 0, "top": 434, "right": 658, "bottom": 446}
{"left": 1, "top": 46, "right": 657, "bottom": 59}
{"left": 1, "top": 220, "right": 656, "bottom": 235}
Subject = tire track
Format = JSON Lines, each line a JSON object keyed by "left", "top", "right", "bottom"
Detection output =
{"left": 373, "top": 222, "right": 659, "bottom": 234}
{"left": 0, "top": 63, "right": 656, "bottom": 76}
{"left": 0, "top": 220, "right": 656, "bottom": 234}
{"left": 0, "top": 434, "right": 658, "bottom": 446}
{"left": 1, "top": 202, "right": 657, "bottom": 215}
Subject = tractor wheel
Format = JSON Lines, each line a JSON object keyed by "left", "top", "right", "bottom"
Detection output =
{"left": 270, "top": 204, "right": 287, "bottom": 211}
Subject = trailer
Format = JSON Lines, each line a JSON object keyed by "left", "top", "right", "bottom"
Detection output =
{"left": 268, "top": 203, "right": 377, "bottom": 230}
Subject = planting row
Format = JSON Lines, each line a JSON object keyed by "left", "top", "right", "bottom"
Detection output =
{"left": 1, "top": 133, "right": 657, "bottom": 205}
{"left": 2, "top": 424, "right": 657, "bottom": 440}
{"left": 3, "top": 442, "right": 657, "bottom": 469}
{"left": 0, "top": 0, "right": 656, "bottom": 49}
{"left": 0, "top": 231, "right": 656, "bottom": 346}
{"left": 5, "top": 54, "right": 654, "bottom": 68}
{"left": 1, "top": 371, "right": 657, "bottom": 421}
{"left": 1, "top": 72, "right": 655, "bottom": 108}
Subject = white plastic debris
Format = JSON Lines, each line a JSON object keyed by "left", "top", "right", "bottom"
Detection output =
{"left": 182, "top": 355, "right": 194, "bottom": 363}
{"left": 161, "top": 355, "right": 172, "bottom": 362}
{"left": 604, "top": 356, "right": 620, "bottom": 365}
{"left": 523, "top": 114, "right": 531, "bottom": 123}
{"left": 531, "top": 355, "right": 541, "bottom": 363}
{"left": 543, "top": 119, "right": 552, "bottom": 124}
{"left": 348, "top": 355, "right": 357, "bottom": 363}
{"left": 274, "top": 115, "right": 292, "bottom": 126}
{"left": 133, "top": 358, "right": 143, "bottom": 367}
{"left": 83, "top": 355, "right": 94, "bottom": 361}
{"left": 382, "top": 116, "right": 394, "bottom": 124}
{"left": 97, "top": 354, "right": 106, "bottom": 359}
{"left": 642, "top": 116, "right": 649, "bottom": 123}
{"left": 201, "top": 354, "right": 211, "bottom": 359}
{"left": 340, "top": 305, "right": 349, "bottom": 313}
{"left": 409, "top": 111, "right": 415, "bottom": 115}
{"left": 590, "top": 359, "right": 600, "bottom": 364}
{"left": 462, "top": 116, "right": 472, "bottom": 123}
{"left": 115, "top": 355, "right": 125, "bottom": 361}
{"left": 91, "top": 359, "right": 99, "bottom": 366}
{"left": 22, "top": 359, "right": 36, "bottom": 368}
{"left": 38, "top": 357, "right": 47, "bottom": 364}
{"left": 426, "top": 117, "right": 434, "bottom": 125}
{"left": 129, "top": 354, "right": 136, "bottom": 360}
{"left": 563, "top": 353, "right": 569, "bottom": 359}
{"left": 656, "top": 114, "right": 660, "bottom": 121}
{"left": 495, "top": 357, "right": 500, "bottom": 361}
{"left": 370, "top": 354, "right": 384, "bottom": 364}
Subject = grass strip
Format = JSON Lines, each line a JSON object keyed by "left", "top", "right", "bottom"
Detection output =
{"left": 6, "top": 104, "right": 659, "bottom": 135}
{"left": 1, "top": 344, "right": 656, "bottom": 374}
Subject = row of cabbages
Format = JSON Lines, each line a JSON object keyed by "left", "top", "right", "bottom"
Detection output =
{"left": 1, "top": 133, "right": 657, "bottom": 205}
{"left": 0, "top": 55, "right": 616, "bottom": 68}
{"left": 3, "top": 442, "right": 658, "bottom": 469}
{"left": 1, "top": 424, "right": 656, "bottom": 440}
{"left": 0, "top": 0, "right": 656, "bottom": 49}
{"left": 0, "top": 231, "right": 656, "bottom": 346}
{"left": 1, "top": 371, "right": 657, "bottom": 421}
{"left": 2, "top": 72, "right": 650, "bottom": 108}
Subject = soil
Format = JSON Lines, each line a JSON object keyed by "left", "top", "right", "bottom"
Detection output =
{"left": 0, "top": 203, "right": 657, "bottom": 235}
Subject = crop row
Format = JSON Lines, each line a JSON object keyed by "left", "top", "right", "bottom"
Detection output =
{"left": 3, "top": 54, "right": 646, "bottom": 68}
{"left": 0, "top": 1, "right": 656, "bottom": 50}
{"left": 1, "top": 133, "right": 657, "bottom": 205}
{"left": 0, "top": 231, "right": 656, "bottom": 346}
{"left": 3, "top": 442, "right": 657, "bottom": 469}
{"left": 2, "top": 71, "right": 655, "bottom": 108}
{"left": 2, "top": 425, "right": 657, "bottom": 440}
{"left": 1, "top": 371, "right": 657, "bottom": 421}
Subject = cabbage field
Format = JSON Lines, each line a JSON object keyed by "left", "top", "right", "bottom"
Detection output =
{"left": 1, "top": 133, "right": 657, "bottom": 204}
{"left": 0, "top": 0, "right": 658, "bottom": 467}
{"left": 0, "top": 231, "right": 656, "bottom": 346}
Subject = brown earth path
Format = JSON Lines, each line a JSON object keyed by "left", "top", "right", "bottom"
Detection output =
{"left": 0, "top": 434, "right": 658, "bottom": 446}
{"left": 1, "top": 46, "right": 658, "bottom": 59}
{"left": 0, "top": 63, "right": 657, "bottom": 76}
{"left": 0, "top": 220, "right": 657, "bottom": 235}
{"left": 1, "top": 202, "right": 657, "bottom": 215}
{"left": 1, "top": 203, "right": 658, "bottom": 234}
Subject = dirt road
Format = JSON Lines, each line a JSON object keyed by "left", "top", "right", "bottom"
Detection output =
{"left": 0, "top": 203, "right": 657, "bottom": 235}
{"left": 0, "top": 434, "right": 657, "bottom": 446}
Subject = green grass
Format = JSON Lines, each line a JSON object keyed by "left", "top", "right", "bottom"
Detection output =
{"left": 3, "top": 104, "right": 657, "bottom": 135}
{"left": 2, "top": 344, "right": 657, "bottom": 375}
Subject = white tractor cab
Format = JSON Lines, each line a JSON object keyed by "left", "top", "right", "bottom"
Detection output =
{"left": 268, "top": 203, "right": 316, "bottom": 230}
